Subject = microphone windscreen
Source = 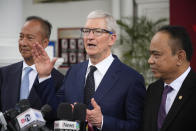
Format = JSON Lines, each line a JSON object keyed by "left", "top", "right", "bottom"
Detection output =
{"left": 57, "top": 103, "right": 73, "bottom": 121}
{"left": 16, "top": 99, "right": 31, "bottom": 112}
{"left": 41, "top": 104, "right": 52, "bottom": 117}
{"left": 4, "top": 108, "right": 19, "bottom": 120}
{"left": 73, "top": 103, "right": 86, "bottom": 122}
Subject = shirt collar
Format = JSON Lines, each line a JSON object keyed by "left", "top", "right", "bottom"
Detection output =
{"left": 22, "top": 61, "right": 37, "bottom": 72}
{"left": 88, "top": 54, "right": 114, "bottom": 75}
{"left": 164, "top": 66, "right": 191, "bottom": 91}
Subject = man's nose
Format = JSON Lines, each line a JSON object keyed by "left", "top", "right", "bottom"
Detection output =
{"left": 19, "top": 38, "right": 28, "bottom": 46}
{"left": 148, "top": 55, "right": 154, "bottom": 64}
{"left": 87, "top": 30, "right": 95, "bottom": 38}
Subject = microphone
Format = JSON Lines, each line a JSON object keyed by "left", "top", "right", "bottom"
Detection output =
{"left": 28, "top": 104, "right": 53, "bottom": 131}
{"left": 15, "top": 99, "right": 31, "bottom": 113}
{"left": 73, "top": 103, "right": 87, "bottom": 131}
{"left": 41, "top": 104, "right": 52, "bottom": 120}
{"left": 14, "top": 99, "right": 31, "bottom": 131}
{"left": 3, "top": 108, "right": 19, "bottom": 131}
{"left": 0, "top": 112, "right": 7, "bottom": 130}
{"left": 16, "top": 108, "right": 45, "bottom": 131}
{"left": 0, "top": 99, "right": 42, "bottom": 131}
{"left": 57, "top": 103, "right": 73, "bottom": 121}
{"left": 54, "top": 103, "right": 80, "bottom": 131}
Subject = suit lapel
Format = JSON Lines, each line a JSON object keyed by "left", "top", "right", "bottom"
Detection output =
{"left": 93, "top": 57, "right": 119, "bottom": 104}
{"left": 150, "top": 80, "right": 164, "bottom": 131}
{"left": 75, "top": 61, "right": 88, "bottom": 102}
{"left": 162, "top": 70, "right": 195, "bottom": 131}
{"left": 4, "top": 62, "right": 23, "bottom": 109}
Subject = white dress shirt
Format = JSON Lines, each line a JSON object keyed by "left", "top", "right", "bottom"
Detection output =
{"left": 86, "top": 54, "right": 114, "bottom": 130}
{"left": 86, "top": 54, "right": 114, "bottom": 91}
{"left": 164, "top": 66, "right": 191, "bottom": 114}
{"left": 22, "top": 61, "right": 38, "bottom": 93}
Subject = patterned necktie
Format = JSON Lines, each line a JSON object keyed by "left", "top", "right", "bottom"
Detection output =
{"left": 20, "top": 67, "right": 33, "bottom": 100}
{"left": 157, "top": 85, "right": 173, "bottom": 130}
{"left": 84, "top": 66, "right": 97, "bottom": 106}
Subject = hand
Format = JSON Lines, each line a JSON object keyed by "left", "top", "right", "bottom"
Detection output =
{"left": 71, "top": 102, "right": 78, "bottom": 112}
{"left": 86, "top": 98, "right": 102, "bottom": 129}
{"left": 32, "top": 42, "right": 57, "bottom": 78}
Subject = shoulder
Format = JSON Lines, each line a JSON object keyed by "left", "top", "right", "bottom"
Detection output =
{"left": 0, "top": 61, "right": 22, "bottom": 73}
{"left": 147, "top": 79, "right": 163, "bottom": 91}
{"left": 187, "top": 69, "right": 196, "bottom": 80}
{"left": 51, "top": 68, "right": 64, "bottom": 78}
{"left": 68, "top": 60, "right": 88, "bottom": 71}
{"left": 113, "top": 56, "right": 144, "bottom": 80}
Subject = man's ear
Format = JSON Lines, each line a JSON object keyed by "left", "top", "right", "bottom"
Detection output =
{"left": 42, "top": 38, "right": 49, "bottom": 48}
{"left": 176, "top": 49, "right": 186, "bottom": 66}
{"left": 109, "top": 34, "right": 117, "bottom": 46}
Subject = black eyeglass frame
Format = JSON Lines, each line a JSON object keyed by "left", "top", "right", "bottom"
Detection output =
{"left": 80, "top": 28, "right": 114, "bottom": 36}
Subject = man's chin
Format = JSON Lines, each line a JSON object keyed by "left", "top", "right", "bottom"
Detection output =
{"left": 153, "top": 73, "right": 161, "bottom": 79}
{"left": 86, "top": 52, "right": 97, "bottom": 57}
{"left": 21, "top": 55, "right": 33, "bottom": 60}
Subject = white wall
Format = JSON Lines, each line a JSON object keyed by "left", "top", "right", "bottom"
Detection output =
{"left": 0, "top": 0, "right": 169, "bottom": 67}
{"left": 22, "top": 0, "right": 112, "bottom": 41}
{"left": 0, "top": 0, "right": 113, "bottom": 67}
{"left": 0, "top": 0, "right": 23, "bottom": 66}
{"left": 135, "top": 0, "right": 169, "bottom": 21}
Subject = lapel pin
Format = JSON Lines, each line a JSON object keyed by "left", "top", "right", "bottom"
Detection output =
{"left": 179, "top": 95, "right": 183, "bottom": 100}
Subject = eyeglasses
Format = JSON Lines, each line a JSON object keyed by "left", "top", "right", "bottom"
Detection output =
{"left": 80, "top": 28, "right": 113, "bottom": 37}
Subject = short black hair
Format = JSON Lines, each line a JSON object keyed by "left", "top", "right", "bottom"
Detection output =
{"left": 158, "top": 25, "right": 193, "bottom": 61}
{"left": 26, "top": 16, "right": 52, "bottom": 39}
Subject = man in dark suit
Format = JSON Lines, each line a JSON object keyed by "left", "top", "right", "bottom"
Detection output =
{"left": 32, "top": 10, "right": 146, "bottom": 131}
{"left": 0, "top": 16, "right": 64, "bottom": 112}
{"left": 142, "top": 25, "right": 196, "bottom": 131}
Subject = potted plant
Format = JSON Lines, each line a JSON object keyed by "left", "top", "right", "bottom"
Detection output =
{"left": 116, "top": 16, "right": 167, "bottom": 85}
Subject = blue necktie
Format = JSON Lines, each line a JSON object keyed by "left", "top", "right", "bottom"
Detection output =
{"left": 20, "top": 67, "right": 33, "bottom": 100}
{"left": 157, "top": 85, "right": 173, "bottom": 131}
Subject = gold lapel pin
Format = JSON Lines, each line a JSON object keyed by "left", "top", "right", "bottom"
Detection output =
{"left": 179, "top": 95, "right": 183, "bottom": 100}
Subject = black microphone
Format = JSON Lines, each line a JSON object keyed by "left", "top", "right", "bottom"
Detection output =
{"left": 3, "top": 108, "right": 19, "bottom": 131}
{"left": 57, "top": 103, "right": 73, "bottom": 121}
{"left": 14, "top": 99, "right": 31, "bottom": 131}
{"left": 40, "top": 104, "right": 53, "bottom": 130}
{"left": 15, "top": 99, "right": 31, "bottom": 113}
{"left": 14, "top": 99, "right": 46, "bottom": 131}
{"left": 41, "top": 104, "right": 52, "bottom": 121}
{"left": 73, "top": 103, "right": 87, "bottom": 131}
{"left": 54, "top": 103, "right": 79, "bottom": 131}
{"left": 0, "top": 99, "right": 34, "bottom": 131}
{"left": 27, "top": 104, "right": 53, "bottom": 131}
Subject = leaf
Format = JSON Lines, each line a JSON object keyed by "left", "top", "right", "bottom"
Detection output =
{"left": 117, "top": 16, "right": 167, "bottom": 85}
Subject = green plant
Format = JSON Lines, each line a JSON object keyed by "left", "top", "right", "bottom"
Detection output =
{"left": 116, "top": 16, "right": 167, "bottom": 85}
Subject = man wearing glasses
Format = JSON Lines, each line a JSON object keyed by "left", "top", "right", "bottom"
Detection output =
{"left": 32, "top": 10, "right": 146, "bottom": 131}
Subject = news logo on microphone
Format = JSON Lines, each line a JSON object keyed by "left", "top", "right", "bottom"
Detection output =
{"left": 54, "top": 120, "right": 80, "bottom": 130}
{"left": 16, "top": 108, "right": 45, "bottom": 130}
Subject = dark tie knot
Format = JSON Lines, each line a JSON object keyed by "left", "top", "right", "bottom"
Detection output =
{"left": 89, "top": 66, "right": 97, "bottom": 74}
{"left": 163, "top": 85, "right": 173, "bottom": 95}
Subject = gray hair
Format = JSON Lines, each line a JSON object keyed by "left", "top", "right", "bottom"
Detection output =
{"left": 87, "top": 10, "right": 117, "bottom": 34}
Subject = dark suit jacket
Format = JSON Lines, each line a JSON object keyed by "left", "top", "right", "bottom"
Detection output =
{"left": 0, "top": 61, "right": 64, "bottom": 112}
{"left": 142, "top": 69, "right": 196, "bottom": 131}
{"left": 36, "top": 55, "right": 146, "bottom": 131}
